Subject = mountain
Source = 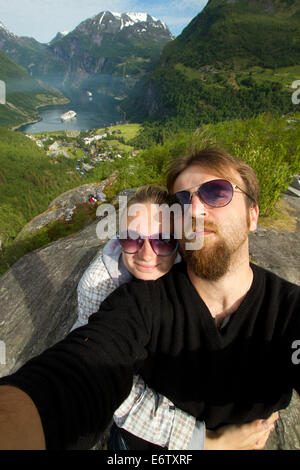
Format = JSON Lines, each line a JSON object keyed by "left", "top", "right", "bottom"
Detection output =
{"left": 161, "top": 0, "right": 300, "bottom": 69}
{"left": 0, "top": 21, "right": 67, "bottom": 89}
{"left": 123, "top": 0, "right": 300, "bottom": 131}
{"left": 49, "top": 31, "right": 69, "bottom": 45}
{"left": 0, "top": 49, "right": 68, "bottom": 128}
{"left": 0, "top": 12, "right": 173, "bottom": 100}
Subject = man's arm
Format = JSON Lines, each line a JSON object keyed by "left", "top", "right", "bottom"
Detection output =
{"left": 0, "top": 283, "right": 151, "bottom": 449}
{"left": 0, "top": 386, "right": 45, "bottom": 450}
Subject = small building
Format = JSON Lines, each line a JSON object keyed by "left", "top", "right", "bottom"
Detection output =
{"left": 49, "top": 142, "right": 60, "bottom": 152}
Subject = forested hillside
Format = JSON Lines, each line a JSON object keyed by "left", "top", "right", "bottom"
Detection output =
{"left": 123, "top": 0, "right": 300, "bottom": 136}
{"left": 0, "top": 50, "right": 68, "bottom": 128}
{"left": 0, "top": 127, "right": 80, "bottom": 245}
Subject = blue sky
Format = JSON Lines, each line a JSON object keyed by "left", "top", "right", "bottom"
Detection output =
{"left": 0, "top": 0, "right": 209, "bottom": 42}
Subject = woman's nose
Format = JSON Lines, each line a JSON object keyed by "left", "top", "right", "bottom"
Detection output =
{"left": 137, "top": 239, "right": 155, "bottom": 260}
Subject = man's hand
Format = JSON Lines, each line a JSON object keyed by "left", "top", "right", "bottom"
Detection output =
{"left": 204, "top": 412, "right": 279, "bottom": 450}
{"left": 0, "top": 385, "right": 46, "bottom": 449}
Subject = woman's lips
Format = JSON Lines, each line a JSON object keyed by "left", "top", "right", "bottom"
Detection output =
{"left": 135, "top": 263, "right": 158, "bottom": 270}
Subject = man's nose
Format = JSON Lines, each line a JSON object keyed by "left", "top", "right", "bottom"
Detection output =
{"left": 190, "top": 193, "right": 208, "bottom": 218}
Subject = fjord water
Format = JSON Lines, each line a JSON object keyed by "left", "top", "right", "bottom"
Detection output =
{"left": 20, "top": 93, "right": 123, "bottom": 133}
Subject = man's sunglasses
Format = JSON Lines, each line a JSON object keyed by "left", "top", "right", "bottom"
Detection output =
{"left": 174, "top": 179, "right": 254, "bottom": 208}
{"left": 118, "top": 231, "right": 178, "bottom": 257}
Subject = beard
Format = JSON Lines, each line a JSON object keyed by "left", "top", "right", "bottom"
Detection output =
{"left": 181, "top": 237, "right": 231, "bottom": 281}
{"left": 179, "top": 216, "right": 250, "bottom": 281}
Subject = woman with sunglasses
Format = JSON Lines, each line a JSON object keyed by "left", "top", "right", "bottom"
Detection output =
{"left": 72, "top": 185, "right": 275, "bottom": 450}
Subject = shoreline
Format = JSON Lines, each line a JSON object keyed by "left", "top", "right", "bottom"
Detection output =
{"left": 12, "top": 97, "right": 70, "bottom": 132}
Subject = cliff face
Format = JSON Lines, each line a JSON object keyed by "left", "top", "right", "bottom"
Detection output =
{"left": 0, "top": 190, "right": 299, "bottom": 449}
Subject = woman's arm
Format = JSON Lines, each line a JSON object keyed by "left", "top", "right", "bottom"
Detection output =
{"left": 113, "top": 375, "right": 201, "bottom": 450}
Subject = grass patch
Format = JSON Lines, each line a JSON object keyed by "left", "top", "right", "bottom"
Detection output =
{"left": 259, "top": 199, "right": 297, "bottom": 232}
{"left": 106, "top": 140, "right": 134, "bottom": 152}
{"left": 65, "top": 147, "right": 85, "bottom": 159}
{"left": 96, "top": 124, "right": 141, "bottom": 142}
{"left": 174, "top": 64, "right": 204, "bottom": 81}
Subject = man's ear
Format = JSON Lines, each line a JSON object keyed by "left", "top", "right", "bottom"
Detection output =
{"left": 249, "top": 204, "right": 259, "bottom": 232}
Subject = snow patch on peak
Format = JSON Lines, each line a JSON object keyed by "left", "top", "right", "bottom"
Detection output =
{"left": 111, "top": 12, "right": 122, "bottom": 19}
{"left": 60, "top": 30, "right": 69, "bottom": 36}
{"left": 98, "top": 11, "right": 106, "bottom": 25}
{"left": 126, "top": 12, "right": 148, "bottom": 23}
{"left": 91, "top": 11, "right": 170, "bottom": 33}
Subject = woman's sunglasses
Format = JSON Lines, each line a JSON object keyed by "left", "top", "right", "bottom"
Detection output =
{"left": 118, "top": 231, "right": 178, "bottom": 257}
{"left": 175, "top": 179, "right": 254, "bottom": 208}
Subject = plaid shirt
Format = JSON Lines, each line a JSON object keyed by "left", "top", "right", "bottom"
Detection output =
{"left": 73, "top": 239, "right": 202, "bottom": 449}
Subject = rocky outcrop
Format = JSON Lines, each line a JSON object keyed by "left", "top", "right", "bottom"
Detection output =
{"left": 15, "top": 182, "right": 105, "bottom": 240}
{"left": 0, "top": 190, "right": 299, "bottom": 449}
{"left": 15, "top": 173, "right": 118, "bottom": 241}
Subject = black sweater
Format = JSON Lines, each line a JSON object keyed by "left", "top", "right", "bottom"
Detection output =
{"left": 1, "top": 262, "right": 300, "bottom": 449}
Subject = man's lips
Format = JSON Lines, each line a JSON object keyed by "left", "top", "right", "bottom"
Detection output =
{"left": 196, "top": 229, "right": 215, "bottom": 235}
{"left": 186, "top": 224, "right": 217, "bottom": 240}
{"left": 193, "top": 225, "right": 216, "bottom": 234}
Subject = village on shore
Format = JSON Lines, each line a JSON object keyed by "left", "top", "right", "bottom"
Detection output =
{"left": 25, "top": 125, "right": 140, "bottom": 176}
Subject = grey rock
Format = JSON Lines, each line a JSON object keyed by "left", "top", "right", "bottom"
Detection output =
{"left": 0, "top": 218, "right": 104, "bottom": 377}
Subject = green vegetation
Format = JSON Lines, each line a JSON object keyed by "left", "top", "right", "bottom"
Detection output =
{"left": 161, "top": 1, "right": 300, "bottom": 70}
{"left": 122, "top": 0, "right": 300, "bottom": 133}
{"left": 101, "top": 113, "right": 300, "bottom": 218}
{"left": 1, "top": 113, "right": 299, "bottom": 275}
{"left": 124, "top": 62, "right": 296, "bottom": 133}
{"left": 0, "top": 206, "right": 96, "bottom": 275}
{"left": 0, "top": 127, "right": 82, "bottom": 245}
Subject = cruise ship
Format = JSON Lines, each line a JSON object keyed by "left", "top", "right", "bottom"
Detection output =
{"left": 61, "top": 110, "right": 77, "bottom": 121}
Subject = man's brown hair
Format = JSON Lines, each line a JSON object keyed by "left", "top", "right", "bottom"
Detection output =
{"left": 166, "top": 147, "right": 259, "bottom": 207}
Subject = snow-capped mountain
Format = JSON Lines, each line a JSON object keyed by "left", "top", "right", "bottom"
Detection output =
{"left": 0, "top": 11, "right": 173, "bottom": 100}
{"left": 74, "top": 10, "right": 173, "bottom": 39}
{"left": 91, "top": 11, "right": 169, "bottom": 32}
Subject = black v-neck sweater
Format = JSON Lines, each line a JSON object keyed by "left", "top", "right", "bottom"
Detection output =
{"left": 1, "top": 262, "right": 300, "bottom": 449}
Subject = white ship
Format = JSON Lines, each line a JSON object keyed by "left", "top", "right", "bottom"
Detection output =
{"left": 61, "top": 110, "right": 77, "bottom": 121}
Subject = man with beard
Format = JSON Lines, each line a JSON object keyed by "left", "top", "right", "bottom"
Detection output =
{"left": 0, "top": 148, "right": 299, "bottom": 450}
{"left": 168, "top": 148, "right": 259, "bottom": 328}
